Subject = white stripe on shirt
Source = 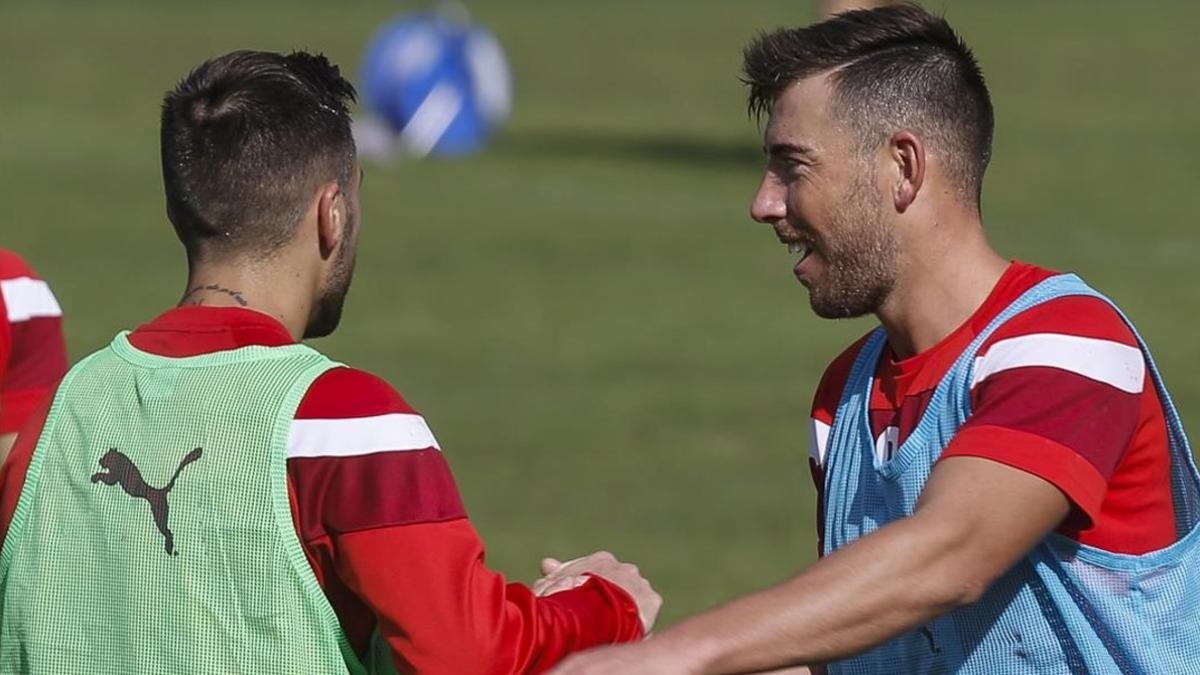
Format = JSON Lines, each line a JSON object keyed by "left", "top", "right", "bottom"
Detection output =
{"left": 1, "top": 277, "right": 62, "bottom": 323}
{"left": 288, "top": 413, "right": 441, "bottom": 459}
{"left": 971, "top": 333, "right": 1145, "bottom": 394}
{"left": 810, "top": 418, "right": 832, "bottom": 467}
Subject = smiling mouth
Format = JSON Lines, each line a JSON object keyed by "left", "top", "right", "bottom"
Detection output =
{"left": 786, "top": 240, "right": 812, "bottom": 263}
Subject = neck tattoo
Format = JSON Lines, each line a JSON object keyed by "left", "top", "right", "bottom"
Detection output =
{"left": 181, "top": 284, "right": 250, "bottom": 307}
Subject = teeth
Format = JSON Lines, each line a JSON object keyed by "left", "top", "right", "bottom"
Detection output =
{"left": 788, "top": 242, "right": 803, "bottom": 255}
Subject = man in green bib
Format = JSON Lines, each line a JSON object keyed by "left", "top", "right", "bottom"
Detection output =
{"left": 0, "top": 50, "right": 657, "bottom": 674}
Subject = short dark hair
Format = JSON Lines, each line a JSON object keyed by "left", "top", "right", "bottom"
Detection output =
{"left": 161, "top": 50, "right": 357, "bottom": 260}
{"left": 743, "top": 3, "right": 993, "bottom": 200}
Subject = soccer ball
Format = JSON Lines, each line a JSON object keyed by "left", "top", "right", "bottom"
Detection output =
{"left": 358, "top": 11, "right": 513, "bottom": 158}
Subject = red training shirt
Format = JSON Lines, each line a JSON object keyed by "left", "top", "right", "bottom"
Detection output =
{"left": 0, "top": 306, "right": 643, "bottom": 674}
{"left": 808, "top": 262, "right": 1175, "bottom": 555}
{"left": 0, "top": 249, "right": 68, "bottom": 435}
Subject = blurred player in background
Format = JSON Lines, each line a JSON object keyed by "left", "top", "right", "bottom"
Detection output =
{"left": 0, "top": 50, "right": 657, "bottom": 674}
{"left": 549, "top": 4, "right": 1200, "bottom": 674}
{"left": 0, "top": 250, "right": 67, "bottom": 461}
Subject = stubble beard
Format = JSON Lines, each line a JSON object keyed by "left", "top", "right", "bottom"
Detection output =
{"left": 807, "top": 174, "right": 899, "bottom": 319}
{"left": 304, "top": 233, "right": 357, "bottom": 340}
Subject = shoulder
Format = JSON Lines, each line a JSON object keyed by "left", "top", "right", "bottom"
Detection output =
{"left": 288, "top": 366, "right": 465, "bottom": 538}
{"left": 0, "top": 250, "right": 35, "bottom": 280}
{"left": 983, "top": 290, "right": 1137, "bottom": 350}
{"left": 975, "top": 292, "right": 1142, "bottom": 394}
{"left": 978, "top": 264, "right": 1135, "bottom": 350}
{"left": 0, "top": 251, "right": 62, "bottom": 325}
{"left": 297, "top": 366, "right": 418, "bottom": 419}
{"left": 290, "top": 366, "right": 438, "bottom": 458}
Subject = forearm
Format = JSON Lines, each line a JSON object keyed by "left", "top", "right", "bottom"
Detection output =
{"left": 527, "top": 577, "right": 647, "bottom": 656}
{"left": 652, "top": 457, "right": 1071, "bottom": 675}
{"left": 657, "top": 513, "right": 982, "bottom": 674}
{"left": 337, "top": 520, "right": 642, "bottom": 673}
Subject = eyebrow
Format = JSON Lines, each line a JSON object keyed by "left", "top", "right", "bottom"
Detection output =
{"left": 764, "top": 142, "right": 816, "bottom": 158}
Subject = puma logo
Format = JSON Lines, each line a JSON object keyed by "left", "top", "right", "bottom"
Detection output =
{"left": 91, "top": 447, "right": 203, "bottom": 556}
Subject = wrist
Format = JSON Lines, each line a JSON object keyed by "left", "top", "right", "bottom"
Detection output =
{"left": 576, "top": 573, "right": 648, "bottom": 642}
{"left": 648, "top": 626, "right": 723, "bottom": 675}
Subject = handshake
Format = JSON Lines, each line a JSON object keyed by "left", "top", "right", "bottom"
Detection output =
{"left": 533, "top": 550, "right": 663, "bottom": 633}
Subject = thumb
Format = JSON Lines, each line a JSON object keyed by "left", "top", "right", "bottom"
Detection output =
{"left": 540, "top": 557, "right": 563, "bottom": 575}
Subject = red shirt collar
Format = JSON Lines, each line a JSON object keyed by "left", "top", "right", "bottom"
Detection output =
{"left": 127, "top": 306, "right": 296, "bottom": 358}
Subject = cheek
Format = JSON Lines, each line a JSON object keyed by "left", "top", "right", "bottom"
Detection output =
{"left": 786, "top": 183, "right": 830, "bottom": 226}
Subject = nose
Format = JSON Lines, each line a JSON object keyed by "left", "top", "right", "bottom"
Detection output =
{"left": 750, "top": 173, "right": 786, "bottom": 225}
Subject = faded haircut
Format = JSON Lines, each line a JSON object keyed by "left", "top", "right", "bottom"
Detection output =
{"left": 743, "top": 3, "right": 994, "bottom": 201}
{"left": 161, "top": 50, "right": 358, "bottom": 260}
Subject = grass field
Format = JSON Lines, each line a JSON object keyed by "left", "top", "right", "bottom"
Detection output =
{"left": 2, "top": 0, "right": 1198, "bottom": 626}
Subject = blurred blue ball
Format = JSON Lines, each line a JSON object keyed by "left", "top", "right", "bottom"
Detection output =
{"left": 361, "top": 13, "right": 512, "bottom": 157}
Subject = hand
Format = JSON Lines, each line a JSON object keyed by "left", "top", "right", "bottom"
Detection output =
{"left": 534, "top": 551, "right": 662, "bottom": 632}
{"left": 533, "top": 556, "right": 587, "bottom": 596}
{"left": 533, "top": 560, "right": 590, "bottom": 597}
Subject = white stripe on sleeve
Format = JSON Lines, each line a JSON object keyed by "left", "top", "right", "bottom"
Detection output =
{"left": 1, "top": 277, "right": 63, "bottom": 323}
{"left": 810, "top": 418, "right": 832, "bottom": 467}
{"left": 971, "top": 333, "right": 1145, "bottom": 394}
{"left": 288, "top": 413, "right": 441, "bottom": 459}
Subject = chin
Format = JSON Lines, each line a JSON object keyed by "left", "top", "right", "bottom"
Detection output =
{"left": 809, "top": 292, "right": 875, "bottom": 319}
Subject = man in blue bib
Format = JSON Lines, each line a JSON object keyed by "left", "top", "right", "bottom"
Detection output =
{"left": 548, "top": 4, "right": 1200, "bottom": 674}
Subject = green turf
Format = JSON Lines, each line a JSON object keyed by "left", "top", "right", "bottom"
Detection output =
{"left": 2, "top": 0, "right": 1197, "bottom": 626}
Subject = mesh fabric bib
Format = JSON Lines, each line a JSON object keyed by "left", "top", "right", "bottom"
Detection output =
{"left": 0, "top": 333, "right": 368, "bottom": 674}
{"left": 823, "top": 274, "right": 1200, "bottom": 674}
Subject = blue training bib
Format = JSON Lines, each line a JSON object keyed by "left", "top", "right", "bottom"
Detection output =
{"left": 822, "top": 274, "right": 1200, "bottom": 675}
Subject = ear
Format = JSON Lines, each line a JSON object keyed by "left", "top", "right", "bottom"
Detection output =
{"left": 315, "top": 181, "right": 344, "bottom": 260}
{"left": 889, "top": 130, "right": 925, "bottom": 213}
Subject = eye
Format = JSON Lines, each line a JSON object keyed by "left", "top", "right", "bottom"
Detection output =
{"left": 775, "top": 156, "right": 809, "bottom": 179}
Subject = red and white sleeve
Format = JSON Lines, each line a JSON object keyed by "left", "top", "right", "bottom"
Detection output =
{"left": 286, "top": 367, "right": 643, "bottom": 672}
{"left": 0, "top": 252, "right": 68, "bottom": 435}
{"left": 942, "top": 296, "right": 1147, "bottom": 523}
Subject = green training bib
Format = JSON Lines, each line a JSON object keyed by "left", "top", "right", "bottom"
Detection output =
{"left": 0, "top": 333, "right": 371, "bottom": 674}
